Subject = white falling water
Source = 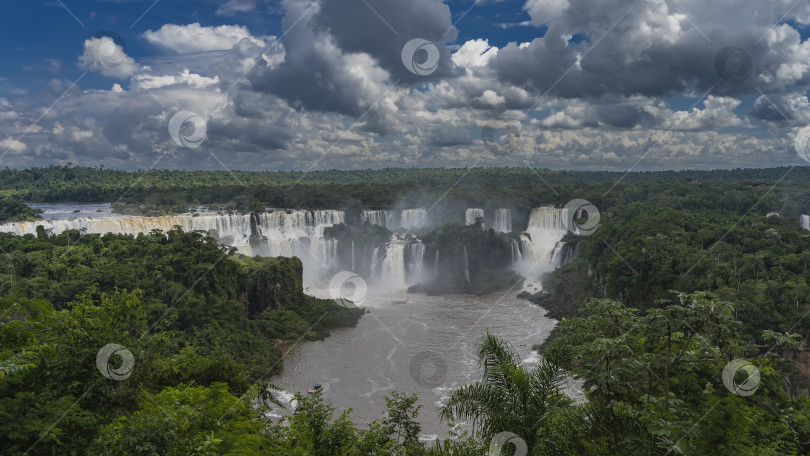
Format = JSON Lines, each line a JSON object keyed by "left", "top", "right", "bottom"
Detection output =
{"left": 407, "top": 241, "right": 426, "bottom": 282}
{"left": 377, "top": 241, "right": 407, "bottom": 289}
{"left": 371, "top": 246, "right": 381, "bottom": 274}
{"left": 515, "top": 206, "right": 569, "bottom": 277}
{"left": 0, "top": 210, "right": 345, "bottom": 285}
{"left": 550, "top": 242, "right": 573, "bottom": 269}
{"left": 493, "top": 209, "right": 512, "bottom": 233}
{"left": 519, "top": 235, "right": 533, "bottom": 260}
{"left": 465, "top": 208, "right": 485, "bottom": 226}
{"left": 400, "top": 209, "right": 427, "bottom": 230}
{"left": 462, "top": 245, "right": 470, "bottom": 282}
{"left": 511, "top": 239, "right": 523, "bottom": 263}
{"left": 362, "top": 210, "right": 397, "bottom": 228}
{"left": 801, "top": 215, "right": 810, "bottom": 231}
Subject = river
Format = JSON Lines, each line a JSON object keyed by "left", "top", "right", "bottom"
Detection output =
{"left": 271, "top": 284, "right": 558, "bottom": 441}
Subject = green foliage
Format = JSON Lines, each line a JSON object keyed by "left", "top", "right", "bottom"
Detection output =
{"left": 545, "top": 293, "right": 809, "bottom": 455}
{"left": 382, "top": 392, "right": 423, "bottom": 450}
{"left": 0, "top": 197, "right": 41, "bottom": 222}
{"left": 0, "top": 289, "right": 151, "bottom": 455}
{"left": 90, "top": 383, "right": 267, "bottom": 456}
{"left": 560, "top": 202, "right": 810, "bottom": 343}
{"left": 441, "top": 333, "right": 571, "bottom": 454}
{"left": 0, "top": 228, "right": 362, "bottom": 455}
{"left": 0, "top": 228, "right": 361, "bottom": 382}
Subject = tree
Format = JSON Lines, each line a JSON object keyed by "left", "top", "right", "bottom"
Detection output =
{"left": 441, "top": 333, "right": 570, "bottom": 454}
{"left": 382, "top": 392, "right": 422, "bottom": 452}
{"left": 548, "top": 293, "right": 808, "bottom": 455}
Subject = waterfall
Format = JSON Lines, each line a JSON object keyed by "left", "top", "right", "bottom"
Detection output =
{"left": 802, "top": 215, "right": 810, "bottom": 231}
{"left": 362, "top": 210, "right": 396, "bottom": 228}
{"left": 550, "top": 242, "right": 573, "bottom": 269}
{"left": 371, "top": 246, "right": 381, "bottom": 275}
{"left": 400, "top": 209, "right": 427, "bottom": 230}
{"left": 462, "top": 245, "right": 470, "bottom": 282}
{"left": 378, "top": 241, "right": 407, "bottom": 289}
{"left": 513, "top": 207, "right": 569, "bottom": 277}
{"left": 524, "top": 207, "right": 568, "bottom": 263}
{"left": 465, "top": 208, "right": 484, "bottom": 226}
{"left": 511, "top": 239, "right": 523, "bottom": 263}
{"left": 0, "top": 210, "right": 345, "bottom": 285}
{"left": 0, "top": 210, "right": 344, "bottom": 242}
{"left": 527, "top": 206, "right": 568, "bottom": 232}
{"left": 550, "top": 242, "right": 565, "bottom": 268}
{"left": 519, "top": 235, "right": 533, "bottom": 260}
{"left": 494, "top": 209, "right": 512, "bottom": 233}
{"left": 407, "top": 241, "right": 426, "bottom": 281}
{"left": 361, "top": 208, "right": 426, "bottom": 231}
{"left": 434, "top": 249, "right": 440, "bottom": 275}
{"left": 386, "top": 212, "right": 398, "bottom": 228}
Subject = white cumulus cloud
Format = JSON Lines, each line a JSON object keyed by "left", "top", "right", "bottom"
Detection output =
{"left": 79, "top": 37, "right": 139, "bottom": 79}
{"left": 143, "top": 23, "right": 266, "bottom": 54}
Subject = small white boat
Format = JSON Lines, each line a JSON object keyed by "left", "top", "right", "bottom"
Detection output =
{"left": 307, "top": 384, "right": 323, "bottom": 394}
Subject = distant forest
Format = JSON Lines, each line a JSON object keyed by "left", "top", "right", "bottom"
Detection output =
{"left": 1, "top": 165, "right": 809, "bottom": 218}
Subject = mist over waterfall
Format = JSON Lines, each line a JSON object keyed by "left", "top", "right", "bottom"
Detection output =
{"left": 373, "top": 240, "right": 407, "bottom": 289}
{"left": 493, "top": 209, "right": 512, "bottom": 233}
{"left": 465, "top": 208, "right": 484, "bottom": 226}
{"left": 513, "top": 206, "right": 570, "bottom": 277}
{"left": 802, "top": 215, "right": 810, "bottom": 231}
{"left": 511, "top": 239, "right": 523, "bottom": 263}
{"left": 400, "top": 209, "right": 427, "bottom": 230}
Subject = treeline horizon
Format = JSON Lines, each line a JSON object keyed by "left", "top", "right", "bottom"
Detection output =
{"left": 1, "top": 164, "right": 806, "bottom": 188}
{"left": 2, "top": 165, "right": 810, "bottom": 220}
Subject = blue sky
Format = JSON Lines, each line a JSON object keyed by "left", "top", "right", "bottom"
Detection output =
{"left": 1, "top": 0, "right": 810, "bottom": 171}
